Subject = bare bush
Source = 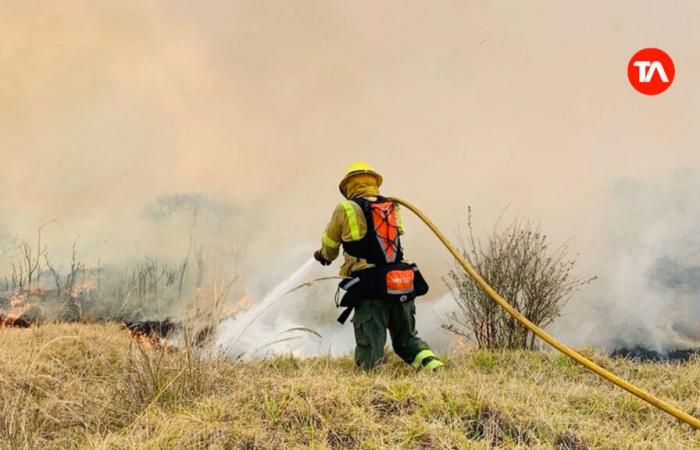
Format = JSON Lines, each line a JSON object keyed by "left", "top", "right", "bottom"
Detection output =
{"left": 444, "top": 208, "right": 595, "bottom": 350}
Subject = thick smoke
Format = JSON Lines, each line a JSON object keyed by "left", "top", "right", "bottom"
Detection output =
{"left": 556, "top": 170, "right": 700, "bottom": 351}
{"left": 2, "top": 2, "right": 700, "bottom": 354}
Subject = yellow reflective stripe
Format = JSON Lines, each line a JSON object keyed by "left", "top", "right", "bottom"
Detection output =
{"left": 341, "top": 200, "right": 361, "bottom": 241}
{"left": 425, "top": 359, "right": 445, "bottom": 371}
{"left": 396, "top": 206, "right": 405, "bottom": 234}
{"left": 411, "top": 349, "right": 436, "bottom": 368}
{"left": 322, "top": 233, "right": 340, "bottom": 249}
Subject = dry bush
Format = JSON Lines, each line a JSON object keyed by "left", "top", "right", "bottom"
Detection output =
{"left": 444, "top": 208, "right": 595, "bottom": 349}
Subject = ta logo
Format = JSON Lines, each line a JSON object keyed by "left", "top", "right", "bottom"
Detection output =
{"left": 628, "top": 48, "right": 675, "bottom": 95}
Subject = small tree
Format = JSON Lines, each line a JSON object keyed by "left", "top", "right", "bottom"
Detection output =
{"left": 444, "top": 208, "right": 594, "bottom": 350}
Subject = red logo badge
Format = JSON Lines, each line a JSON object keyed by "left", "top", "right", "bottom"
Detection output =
{"left": 628, "top": 48, "right": 675, "bottom": 95}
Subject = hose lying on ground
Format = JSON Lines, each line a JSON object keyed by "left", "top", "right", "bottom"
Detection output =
{"left": 390, "top": 196, "right": 700, "bottom": 430}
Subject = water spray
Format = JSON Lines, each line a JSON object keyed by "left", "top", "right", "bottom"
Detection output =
{"left": 390, "top": 196, "right": 700, "bottom": 430}
{"left": 216, "top": 258, "right": 317, "bottom": 354}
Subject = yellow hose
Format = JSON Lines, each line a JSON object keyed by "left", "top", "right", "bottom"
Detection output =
{"left": 390, "top": 196, "right": 700, "bottom": 430}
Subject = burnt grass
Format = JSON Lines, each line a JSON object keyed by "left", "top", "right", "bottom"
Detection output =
{"left": 121, "top": 318, "right": 179, "bottom": 338}
{"left": 610, "top": 345, "right": 700, "bottom": 363}
{"left": 1, "top": 314, "right": 214, "bottom": 346}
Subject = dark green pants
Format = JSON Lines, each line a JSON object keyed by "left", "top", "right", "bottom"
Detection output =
{"left": 351, "top": 298, "right": 435, "bottom": 370}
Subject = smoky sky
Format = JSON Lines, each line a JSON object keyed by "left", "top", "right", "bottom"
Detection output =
{"left": 2, "top": 1, "right": 700, "bottom": 347}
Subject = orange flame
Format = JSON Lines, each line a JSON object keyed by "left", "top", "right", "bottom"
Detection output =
{"left": 128, "top": 330, "right": 161, "bottom": 349}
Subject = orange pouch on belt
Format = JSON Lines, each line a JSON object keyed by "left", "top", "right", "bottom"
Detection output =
{"left": 386, "top": 269, "right": 415, "bottom": 295}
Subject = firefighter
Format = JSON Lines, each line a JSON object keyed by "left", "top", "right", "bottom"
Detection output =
{"left": 314, "top": 162, "right": 444, "bottom": 371}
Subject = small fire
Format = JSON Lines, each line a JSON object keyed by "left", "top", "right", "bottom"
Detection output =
{"left": 221, "top": 293, "right": 252, "bottom": 319}
{"left": 0, "top": 314, "right": 30, "bottom": 328}
{"left": 2, "top": 291, "right": 34, "bottom": 326}
{"left": 122, "top": 319, "right": 177, "bottom": 349}
{"left": 128, "top": 330, "right": 161, "bottom": 349}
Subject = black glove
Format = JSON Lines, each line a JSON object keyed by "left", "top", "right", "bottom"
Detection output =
{"left": 314, "top": 250, "right": 331, "bottom": 266}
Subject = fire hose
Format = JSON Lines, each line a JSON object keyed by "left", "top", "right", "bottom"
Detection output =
{"left": 389, "top": 196, "right": 700, "bottom": 430}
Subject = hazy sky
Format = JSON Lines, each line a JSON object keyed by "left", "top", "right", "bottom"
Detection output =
{"left": 2, "top": 2, "right": 699, "bottom": 316}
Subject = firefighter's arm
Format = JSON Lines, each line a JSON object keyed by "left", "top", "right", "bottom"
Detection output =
{"left": 317, "top": 204, "right": 346, "bottom": 263}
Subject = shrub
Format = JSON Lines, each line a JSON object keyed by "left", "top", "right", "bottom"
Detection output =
{"left": 444, "top": 208, "right": 594, "bottom": 349}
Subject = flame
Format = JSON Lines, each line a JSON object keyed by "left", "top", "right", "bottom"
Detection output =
{"left": 0, "top": 314, "right": 30, "bottom": 328}
{"left": 220, "top": 292, "right": 252, "bottom": 319}
{"left": 4, "top": 291, "right": 33, "bottom": 324}
{"left": 128, "top": 330, "right": 161, "bottom": 349}
{"left": 0, "top": 272, "right": 98, "bottom": 326}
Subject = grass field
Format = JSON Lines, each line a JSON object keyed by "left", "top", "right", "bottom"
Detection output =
{"left": 0, "top": 324, "right": 698, "bottom": 449}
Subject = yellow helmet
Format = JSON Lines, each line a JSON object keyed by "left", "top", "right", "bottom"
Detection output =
{"left": 339, "top": 162, "right": 383, "bottom": 195}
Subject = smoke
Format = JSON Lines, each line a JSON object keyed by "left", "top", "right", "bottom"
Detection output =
{"left": 2, "top": 2, "right": 700, "bottom": 353}
{"left": 555, "top": 170, "right": 700, "bottom": 350}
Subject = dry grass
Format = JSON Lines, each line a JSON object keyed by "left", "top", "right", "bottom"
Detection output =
{"left": 0, "top": 324, "right": 698, "bottom": 449}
